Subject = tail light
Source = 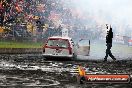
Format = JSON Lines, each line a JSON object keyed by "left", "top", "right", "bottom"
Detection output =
{"left": 68, "top": 47, "right": 72, "bottom": 54}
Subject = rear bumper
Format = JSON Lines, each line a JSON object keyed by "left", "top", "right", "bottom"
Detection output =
{"left": 42, "top": 54, "right": 73, "bottom": 58}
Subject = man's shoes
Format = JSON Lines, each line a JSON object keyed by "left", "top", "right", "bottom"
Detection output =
{"left": 113, "top": 58, "right": 116, "bottom": 61}
{"left": 103, "top": 59, "right": 107, "bottom": 62}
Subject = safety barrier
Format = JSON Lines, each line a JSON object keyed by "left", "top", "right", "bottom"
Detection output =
{"left": 0, "top": 48, "right": 42, "bottom": 54}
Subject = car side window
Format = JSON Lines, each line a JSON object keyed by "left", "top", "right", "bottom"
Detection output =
{"left": 47, "top": 40, "right": 53, "bottom": 46}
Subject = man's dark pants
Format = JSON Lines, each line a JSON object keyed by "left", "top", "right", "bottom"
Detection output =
{"left": 104, "top": 43, "right": 116, "bottom": 61}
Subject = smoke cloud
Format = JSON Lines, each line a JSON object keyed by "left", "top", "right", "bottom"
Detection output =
{"left": 70, "top": 0, "right": 132, "bottom": 36}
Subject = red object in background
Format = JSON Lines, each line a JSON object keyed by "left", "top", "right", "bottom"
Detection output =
{"left": 0, "top": 4, "right": 4, "bottom": 13}
{"left": 0, "top": 3, "right": 2, "bottom": 8}
{"left": 15, "top": 3, "right": 22, "bottom": 12}
{"left": 16, "top": 0, "right": 24, "bottom": 2}
{"left": 0, "top": 3, "right": 3, "bottom": 9}
{"left": 19, "top": 0, "right": 24, "bottom": 2}
{"left": 128, "top": 40, "right": 132, "bottom": 42}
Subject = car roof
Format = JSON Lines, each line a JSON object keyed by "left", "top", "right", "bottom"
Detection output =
{"left": 48, "top": 36, "right": 72, "bottom": 40}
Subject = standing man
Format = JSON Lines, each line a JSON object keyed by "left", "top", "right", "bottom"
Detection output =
{"left": 104, "top": 24, "right": 116, "bottom": 62}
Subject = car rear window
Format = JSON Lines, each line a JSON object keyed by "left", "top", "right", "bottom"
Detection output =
{"left": 47, "top": 39, "right": 69, "bottom": 48}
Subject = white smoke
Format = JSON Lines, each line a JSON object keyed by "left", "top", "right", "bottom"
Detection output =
{"left": 70, "top": 0, "right": 132, "bottom": 36}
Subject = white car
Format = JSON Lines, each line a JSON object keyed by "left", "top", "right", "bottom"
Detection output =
{"left": 42, "top": 36, "right": 77, "bottom": 59}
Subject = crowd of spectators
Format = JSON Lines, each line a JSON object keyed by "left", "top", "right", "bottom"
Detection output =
{"left": 0, "top": 0, "right": 103, "bottom": 42}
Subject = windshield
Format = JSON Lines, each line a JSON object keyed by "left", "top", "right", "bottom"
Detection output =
{"left": 47, "top": 39, "right": 69, "bottom": 48}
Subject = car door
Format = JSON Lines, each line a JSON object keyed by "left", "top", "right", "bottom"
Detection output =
{"left": 77, "top": 39, "right": 90, "bottom": 56}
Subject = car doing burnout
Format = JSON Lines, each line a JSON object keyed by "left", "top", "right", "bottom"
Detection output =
{"left": 42, "top": 36, "right": 77, "bottom": 59}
